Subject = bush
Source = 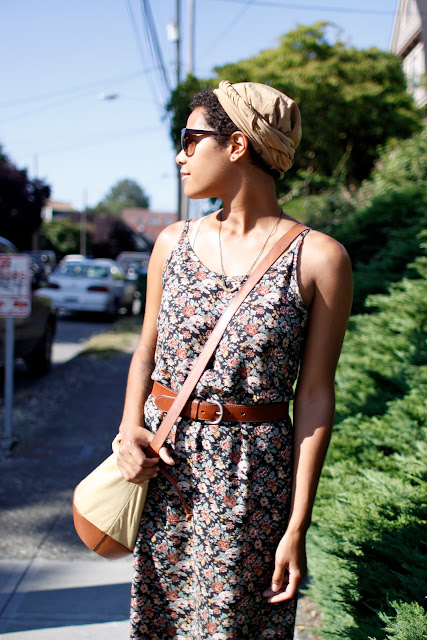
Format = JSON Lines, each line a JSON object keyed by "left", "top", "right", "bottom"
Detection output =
{"left": 304, "top": 251, "right": 427, "bottom": 639}
{"left": 39, "top": 219, "right": 82, "bottom": 259}
{"left": 300, "top": 129, "right": 427, "bottom": 313}
{"left": 375, "top": 601, "right": 427, "bottom": 640}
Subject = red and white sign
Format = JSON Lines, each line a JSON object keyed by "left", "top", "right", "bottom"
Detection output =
{"left": 0, "top": 254, "right": 31, "bottom": 318}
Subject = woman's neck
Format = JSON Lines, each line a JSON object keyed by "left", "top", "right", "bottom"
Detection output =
{"left": 219, "top": 180, "right": 284, "bottom": 235}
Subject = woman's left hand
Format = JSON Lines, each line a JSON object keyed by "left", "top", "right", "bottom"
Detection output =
{"left": 263, "top": 529, "right": 307, "bottom": 603}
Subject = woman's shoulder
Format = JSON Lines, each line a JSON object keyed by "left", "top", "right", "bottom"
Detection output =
{"left": 302, "top": 228, "right": 351, "bottom": 274}
{"left": 147, "top": 221, "right": 187, "bottom": 273}
{"left": 156, "top": 220, "right": 187, "bottom": 245}
{"left": 298, "top": 228, "right": 352, "bottom": 304}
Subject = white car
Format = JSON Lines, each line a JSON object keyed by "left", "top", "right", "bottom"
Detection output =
{"left": 38, "top": 258, "right": 138, "bottom": 316}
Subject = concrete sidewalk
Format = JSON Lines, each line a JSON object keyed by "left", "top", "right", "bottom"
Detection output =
{"left": 0, "top": 352, "right": 319, "bottom": 639}
{"left": 0, "top": 557, "right": 132, "bottom": 638}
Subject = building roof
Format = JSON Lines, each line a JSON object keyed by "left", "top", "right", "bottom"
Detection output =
{"left": 122, "top": 208, "right": 177, "bottom": 242}
{"left": 44, "top": 200, "right": 79, "bottom": 212}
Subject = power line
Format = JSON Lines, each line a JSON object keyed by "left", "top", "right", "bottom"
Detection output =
{"left": 34, "top": 124, "right": 163, "bottom": 157}
{"left": 1, "top": 91, "right": 101, "bottom": 124}
{"left": 125, "top": 0, "right": 155, "bottom": 90}
{"left": 200, "top": 0, "right": 255, "bottom": 61}
{"left": 210, "top": 0, "right": 394, "bottom": 16}
{"left": 0, "top": 78, "right": 159, "bottom": 124}
{"left": 140, "top": 0, "right": 172, "bottom": 99}
{"left": 0, "top": 71, "right": 145, "bottom": 110}
{"left": 125, "top": 0, "right": 171, "bottom": 108}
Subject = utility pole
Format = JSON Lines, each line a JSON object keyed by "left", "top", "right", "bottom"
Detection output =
{"left": 80, "top": 187, "right": 88, "bottom": 256}
{"left": 176, "top": 0, "right": 181, "bottom": 85}
{"left": 188, "top": 0, "right": 195, "bottom": 75}
{"left": 176, "top": 0, "right": 184, "bottom": 221}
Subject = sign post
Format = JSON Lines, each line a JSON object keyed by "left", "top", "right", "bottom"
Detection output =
{"left": 0, "top": 255, "right": 31, "bottom": 448}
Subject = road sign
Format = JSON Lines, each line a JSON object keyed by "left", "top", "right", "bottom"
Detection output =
{"left": 0, "top": 254, "right": 31, "bottom": 318}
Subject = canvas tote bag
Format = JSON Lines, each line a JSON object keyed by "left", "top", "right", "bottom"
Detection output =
{"left": 73, "top": 434, "right": 148, "bottom": 558}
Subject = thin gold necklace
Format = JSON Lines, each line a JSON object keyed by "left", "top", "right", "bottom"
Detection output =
{"left": 218, "top": 209, "right": 283, "bottom": 293}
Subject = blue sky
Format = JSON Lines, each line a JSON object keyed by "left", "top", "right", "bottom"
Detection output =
{"left": 1, "top": 0, "right": 398, "bottom": 215}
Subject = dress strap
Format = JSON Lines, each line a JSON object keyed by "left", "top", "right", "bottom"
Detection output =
{"left": 183, "top": 219, "right": 190, "bottom": 235}
{"left": 189, "top": 216, "right": 205, "bottom": 249}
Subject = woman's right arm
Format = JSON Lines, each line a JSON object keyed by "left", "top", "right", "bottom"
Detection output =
{"left": 116, "top": 222, "right": 185, "bottom": 484}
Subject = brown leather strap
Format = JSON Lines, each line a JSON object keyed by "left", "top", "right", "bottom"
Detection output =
{"left": 152, "top": 381, "right": 289, "bottom": 423}
{"left": 146, "top": 222, "right": 308, "bottom": 458}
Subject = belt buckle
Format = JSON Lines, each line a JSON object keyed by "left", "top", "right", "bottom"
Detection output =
{"left": 206, "top": 399, "right": 224, "bottom": 425}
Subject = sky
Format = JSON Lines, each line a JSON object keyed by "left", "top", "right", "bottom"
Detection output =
{"left": 1, "top": 0, "right": 398, "bottom": 216}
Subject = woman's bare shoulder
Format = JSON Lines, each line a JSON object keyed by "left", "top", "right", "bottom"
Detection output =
{"left": 151, "top": 220, "right": 186, "bottom": 262}
{"left": 156, "top": 220, "right": 186, "bottom": 246}
{"left": 301, "top": 228, "right": 351, "bottom": 278}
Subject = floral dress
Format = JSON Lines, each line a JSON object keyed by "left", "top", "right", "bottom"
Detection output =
{"left": 131, "top": 223, "right": 310, "bottom": 640}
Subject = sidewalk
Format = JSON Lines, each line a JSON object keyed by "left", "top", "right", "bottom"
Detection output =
{"left": 0, "top": 352, "right": 319, "bottom": 639}
{"left": 0, "top": 557, "right": 132, "bottom": 638}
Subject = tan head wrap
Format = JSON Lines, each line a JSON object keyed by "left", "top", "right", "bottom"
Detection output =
{"left": 213, "top": 80, "right": 301, "bottom": 175}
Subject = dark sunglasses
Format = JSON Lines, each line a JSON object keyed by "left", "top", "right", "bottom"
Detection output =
{"left": 180, "top": 128, "right": 225, "bottom": 156}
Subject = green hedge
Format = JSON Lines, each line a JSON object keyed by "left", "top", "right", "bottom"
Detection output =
{"left": 304, "top": 249, "right": 427, "bottom": 639}
{"left": 300, "top": 128, "right": 427, "bottom": 313}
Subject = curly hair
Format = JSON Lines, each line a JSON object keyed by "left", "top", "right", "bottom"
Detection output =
{"left": 190, "top": 89, "right": 280, "bottom": 180}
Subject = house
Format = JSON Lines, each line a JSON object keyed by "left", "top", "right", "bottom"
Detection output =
{"left": 41, "top": 200, "right": 79, "bottom": 222}
{"left": 390, "top": 0, "right": 427, "bottom": 106}
{"left": 122, "top": 209, "right": 177, "bottom": 244}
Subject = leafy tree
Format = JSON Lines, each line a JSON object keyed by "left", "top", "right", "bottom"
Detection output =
{"left": 40, "top": 213, "right": 140, "bottom": 260}
{"left": 96, "top": 178, "right": 150, "bottom": 216}
{"left": 39, "top": 218, "right": 82, "bottom": 259}
{"left": 167, "top": 24, "right": 422, "bottom": 193}
{"left": 90, "top": 214, "right": 138, "bottom": 259}
{"left": 0, "top": 147, "right": 50, "bottom": 249}
{"left": 300, "top": 128, "right": 427, "bottom": 312}
{"left": 166, "top": 74, "right": 214, "bottom": 151}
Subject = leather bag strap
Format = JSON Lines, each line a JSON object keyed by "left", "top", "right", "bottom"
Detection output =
{"left": 146, "top": 222, "right": 308, "bottom": 457}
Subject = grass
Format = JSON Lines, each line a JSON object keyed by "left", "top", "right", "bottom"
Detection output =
{"left": 80, "top": 313, "right": 142, "bottom": 359}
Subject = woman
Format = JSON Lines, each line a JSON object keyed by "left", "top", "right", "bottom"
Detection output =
{"left": 117, "top": 81, "right": 353, "bottom": 640}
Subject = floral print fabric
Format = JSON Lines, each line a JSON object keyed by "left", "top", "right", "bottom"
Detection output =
{"left": 131, "top": 225, "right": 310, "bottom": 640}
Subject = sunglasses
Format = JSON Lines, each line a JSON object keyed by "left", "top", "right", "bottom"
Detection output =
{"left": 180, "top": 128, "right": 225, "bottom": 157}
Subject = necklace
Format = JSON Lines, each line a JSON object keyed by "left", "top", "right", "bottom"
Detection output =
{"left": 218, "top": 209, "right": 283, "bottom": 293}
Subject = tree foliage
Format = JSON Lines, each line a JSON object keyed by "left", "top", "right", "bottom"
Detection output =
{"left": 166, "top": 74, "right": 214, "bottom": 152}
{"left": 0, "top": 146, "right": 51, "bottom": 249}
{"left": 167, "top": 24, "right": 422, "bottom": 193}
{"left": 39, "top": 213, "right": 138, "bottom": 260}
{"left": 40, "top": 218, "right": 82, "bottom": 258}
{"left": 90, "top": 214, "right": 138, "bottom": 259}
{"left": 300, "top": 128, "right": 427, "bottom": 312}
{"left": 95, "top": 178, "right": 150, "bottom": 216}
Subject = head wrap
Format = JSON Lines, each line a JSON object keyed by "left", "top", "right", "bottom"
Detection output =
{"left": 213, "top": 80, "right": 301, "bottom": 175}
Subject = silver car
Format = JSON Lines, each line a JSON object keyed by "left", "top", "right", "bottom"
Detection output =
{"left": 39, "top": 258, "right": 138, "bottom": 316}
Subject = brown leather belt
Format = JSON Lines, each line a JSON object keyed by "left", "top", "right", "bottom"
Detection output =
{"left": 151, "top": 381, "right": 289, "bottom": 424}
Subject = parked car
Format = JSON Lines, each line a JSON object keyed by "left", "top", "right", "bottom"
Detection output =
{"left": 39, "top": 258, "right": 138, "bottom": 316}
{"left": 0, "top": 238, "right": 57, "bottom": 376}
{"left": 116, "top": 251, "right": 150, "bottom": 277}
{"left": 116, "top": 251, "right": 150, "bottom": 314}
